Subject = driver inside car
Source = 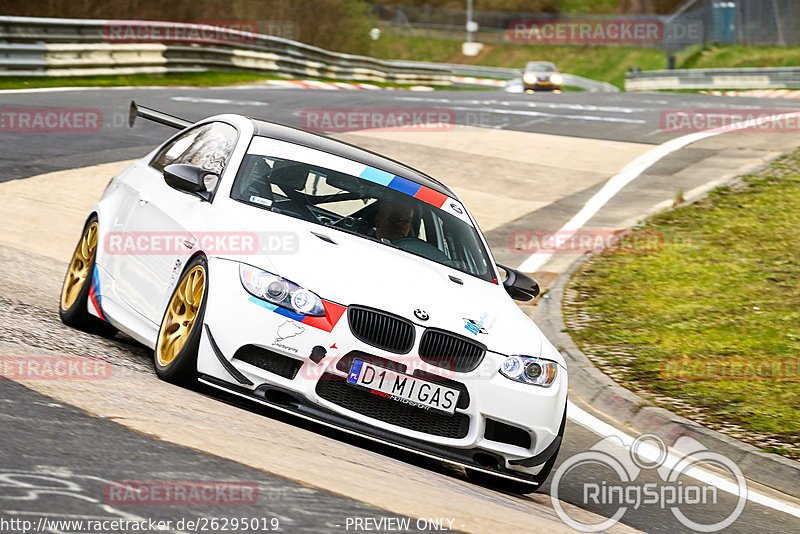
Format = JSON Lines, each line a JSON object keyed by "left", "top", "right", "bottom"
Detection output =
{"left": 374, "top": 198, "right": 415, "bottom": 242}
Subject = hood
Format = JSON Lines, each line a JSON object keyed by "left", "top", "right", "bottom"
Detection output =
{"left": 216, "top": 201, "right": 548, "bottom": 357}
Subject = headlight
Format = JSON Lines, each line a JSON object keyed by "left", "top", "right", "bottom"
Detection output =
{"left": 239, "top": 264, "right": 325, "bottom": 317}
{"left": 500, "top": 355, "right": 558, "bottom": 387}
{"left": 550, "top": 73, "right": 564, "bottom": 85}
{"left": 523, "top": 73, "right": 537, "bottom": 85}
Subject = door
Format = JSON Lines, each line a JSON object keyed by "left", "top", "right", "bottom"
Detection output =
{"left": 115, "top": 122, "right": 238, "bottom": 324}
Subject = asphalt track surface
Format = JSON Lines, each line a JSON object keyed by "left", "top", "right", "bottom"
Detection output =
{"left": 3, "top": 86, "right": 800, "bottom": 182}
{"left": 1, "top": 85, "right": 799, "bottom": 533}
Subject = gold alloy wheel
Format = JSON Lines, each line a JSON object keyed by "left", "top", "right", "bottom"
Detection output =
{"left": 60, "top": 221, "right": 98, "bottom": 311}
{"left": 156, "top": 265, "right": 206, "bottom": 368}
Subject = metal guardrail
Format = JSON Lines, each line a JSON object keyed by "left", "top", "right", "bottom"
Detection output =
{"left": 0, "top": 16, "right": 450, "bottom": 84}
{"left": 626, "top": 67, "right": 800, "bottom": 91}
{"left": 0, "top": 16, "right": 618, "bottom": 92}
{"left": 440, "top": 63, "right": 620, "bottom": 92}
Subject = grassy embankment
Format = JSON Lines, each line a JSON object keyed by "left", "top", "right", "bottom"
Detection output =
{"left": 368, "top": 36, "right": 800, "bottom": 89}
{"left": 563, "top": 150, "right": 800, "bottom": 458}
{"left": 4, "top": 40, "right": 800, "bottom": 91}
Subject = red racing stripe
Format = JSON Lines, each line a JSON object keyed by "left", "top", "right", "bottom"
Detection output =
{"left": 301, "top": 300, "right": 347, "bottom": 332}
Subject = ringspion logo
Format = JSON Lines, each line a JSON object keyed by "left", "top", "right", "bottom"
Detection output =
{"left": 551, "top": 434, "right": 747, "bottom": 532}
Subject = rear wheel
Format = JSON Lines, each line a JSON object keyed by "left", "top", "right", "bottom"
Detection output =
{"left": 154, "top": 256, "right": 208, "bottom": 384}
{"left": 59, "top": 215, "right": 116, "bottom": 335}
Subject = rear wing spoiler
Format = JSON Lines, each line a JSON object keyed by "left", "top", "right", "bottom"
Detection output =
{"left": 128, "top": 100, "right": 192, "bottom": 130}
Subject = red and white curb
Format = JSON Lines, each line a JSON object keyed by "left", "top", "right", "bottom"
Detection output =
{"left": 706, "top": 89, "right": 800, "bottom": 99}
{"left": 264, "top": 79, "right": 434, "bottom": 91}
{"left": 452, "top": 76, "right": 507, "bottom": 87}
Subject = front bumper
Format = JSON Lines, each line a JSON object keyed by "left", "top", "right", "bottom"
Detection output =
{"left": 197, "top": 258, "right": 568, "bottom": 481}
{"left": 523, "top": 81, "right": 561, "bottom": 91}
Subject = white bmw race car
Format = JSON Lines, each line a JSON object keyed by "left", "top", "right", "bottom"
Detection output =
{"left": 59, "top": 102, "right": 568, "bottom": 491}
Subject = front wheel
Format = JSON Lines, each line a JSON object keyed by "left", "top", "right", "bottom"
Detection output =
{"left": 154, "top": 255, "right": 208, "bottom": 384}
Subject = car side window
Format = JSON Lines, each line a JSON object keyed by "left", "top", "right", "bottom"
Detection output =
{"left": 150, "top": 123, "right": 238, "bottom": 186}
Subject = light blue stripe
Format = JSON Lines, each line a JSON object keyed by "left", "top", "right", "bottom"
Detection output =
{"left": 247, "top": 296, "right": 305, "bottom": 322}
{"left": 248, "top": 296, "right": 277, "bottom": 311}
{"left": 359, "top": 167, "right": 394, "bottom": 186}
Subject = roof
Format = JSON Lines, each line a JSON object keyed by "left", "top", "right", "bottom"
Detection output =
{"left": 251, "top": 118, "right": 455, "bottom": 197}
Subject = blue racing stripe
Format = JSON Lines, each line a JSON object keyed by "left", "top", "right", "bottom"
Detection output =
{"left": 388, "top": 175, "right": 421, "bottom": 197}
{"left": 247, "top": 296, "right": 305, "bottom": 322}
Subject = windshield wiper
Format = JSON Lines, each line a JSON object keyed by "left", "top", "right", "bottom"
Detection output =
{"left": 320, "top": 221, "right": 399, "bottom": 249}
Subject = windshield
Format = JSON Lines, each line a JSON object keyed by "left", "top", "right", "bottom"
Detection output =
{"left": 231, "top": 149, "right": 495, "bottom": 282}
{"left": 525, "top": 62, "right": 556, "bottom": 72}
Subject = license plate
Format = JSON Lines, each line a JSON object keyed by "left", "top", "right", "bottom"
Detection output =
{"left": 347, "top": 360, "right": 460, "bottom": 415}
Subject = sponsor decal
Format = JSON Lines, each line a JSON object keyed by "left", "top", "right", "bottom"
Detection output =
{"left": 274, "top": 320, "right": 304, "bottom": 343}
{"left": 357, "top": 167, "right": 472, "bottom": 225}
{"left": 247, "top": 297, "right": 346, "bottom": 333}
{"left": 464, "top": 313, "right": 488, "bottom": 335}
{"left": 271, "top": 320, "right": 305, "bottom": 353}
{"left": 249, "top": 195, "right": 273, "bottom": 207}
{"left": 89, "top": 264, "right": 109, "bottom": 322}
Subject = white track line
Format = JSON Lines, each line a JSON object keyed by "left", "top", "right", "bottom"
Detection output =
{"left": 568, "top": 401, "right": 800, "bottom": 518}
{"left": 546, "top": 111, "right": 800, "bottom": 517}
{"left": 0, "top": 86, "right": 170, "bottom": 94}
{"left": 518, "top": 109, "right": 800, "bottom": 272}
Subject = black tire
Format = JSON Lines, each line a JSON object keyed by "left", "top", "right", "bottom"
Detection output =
{"left": 59, "top": 215, "right": 117, "bottom": 336}
{"left": 153, "top": 255, "right": 208, "bottom": 384}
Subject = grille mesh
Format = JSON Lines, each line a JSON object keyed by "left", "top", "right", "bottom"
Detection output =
{"left": 418, "top": 329, "right": 486, "bottom": 372}
{"left": 233, "top": 345, "right": 302, "bottom": 379}
{"left": 315, "top": 372, "right": 470, "bottom": 439}
{"left": 347, "top": 306, "right": 414, "bottom": 354}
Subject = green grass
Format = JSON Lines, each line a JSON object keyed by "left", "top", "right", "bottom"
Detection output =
{"left": 680, "top": 43, "right": 800, "bottom": 69}
{"left": 559, "top": 0, "right": 620, "bottom": 13}
{"left": 563, "top": 151, "right": 800, "bottom": 458}
{"left": 369, "top": 35, "right": 671, "bottom": 88}
{"left": 0, "top": 71, "right": 280, "bottom": 89}
{"left": 6, "top": 40, "right": 800, "bottom": 92}
{"left": 369, "top": 36, "right": 800, "bottom": 89}
{"left": 0, "top": 71, "right": 466, "bottom": 91}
